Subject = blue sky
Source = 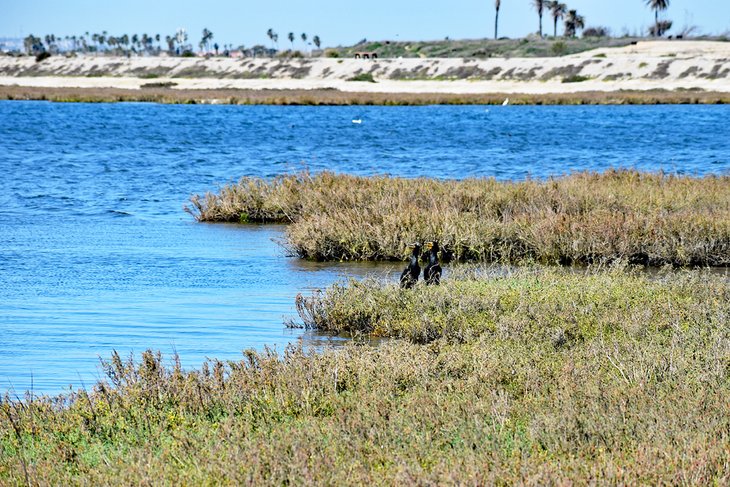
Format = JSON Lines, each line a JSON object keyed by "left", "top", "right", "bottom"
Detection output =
{"left": 2, "top": 0, "right": 729, "bottom": 48}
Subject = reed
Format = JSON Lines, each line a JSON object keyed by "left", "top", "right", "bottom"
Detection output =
{"left": 188, "top": 171, "right": 730, "bottom": 266}
{"left": 2, "top": 266, "right": 728, "bottom": 484}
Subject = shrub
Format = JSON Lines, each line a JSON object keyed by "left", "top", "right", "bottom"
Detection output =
{"left": 325, "top": 49, "right": 340, "bottom": 58}
{"left": 551, "top": 41, "right": 567, "bottom": 55}
{"left": 35, "top": 51, "right": 51, "bottom": 62}
{"left": 649, "top": 20, "right": 674, "bottom": 37}
{"left": 562, "top": 74, "right": 591, "bottom": 83}
{"left": 346, "top": 72, "right": 376, "bottom": 82}
{"left": 583, "top": 26, "right": 611, "bottom": 38}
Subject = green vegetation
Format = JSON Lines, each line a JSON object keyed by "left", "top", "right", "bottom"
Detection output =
{"left": 562, "top": 74, "right": 591, "bottom": 82}
{"left": 346, "top": 72, "right": 376, "bottom": 83}
{"left": 187, "top": 171, "right": 730, "bottom": 266}
{"left": 296, "top": 264, "right": 729, "bottom": 339}
{"left": 5, "top": 86, "right": 729, "bottom": 106}
{"left": 328, "top": 36, "right": 640, "bottom": 59}
{"left": 2, "top": 266, "right": 729, "bottom": 484}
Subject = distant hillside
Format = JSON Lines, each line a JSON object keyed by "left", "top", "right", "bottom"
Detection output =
{"left": 324, "top": 35, "right": 729, "bottom": 59}
{"left": 326, "top": 36, "right": 641, "bottom": 58}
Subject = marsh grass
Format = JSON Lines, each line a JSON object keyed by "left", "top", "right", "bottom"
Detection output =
{"left": 2, "top": 267, "right": 729, "bottom": 484}
{"left": 188, "top": 171, "right": 730, "bottom": 266}
{"left": 295, "top": 264, "right": 730, "bottom": 341}
{"left": 2, "top": 85, "right": 730, "bottom": 105}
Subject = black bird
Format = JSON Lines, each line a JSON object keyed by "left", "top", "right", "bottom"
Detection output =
{"left": 423, "top": 241, "right": 442, "bottom": 285}
{"left": 400, "top": 242, "right": 422, "bottom": 288}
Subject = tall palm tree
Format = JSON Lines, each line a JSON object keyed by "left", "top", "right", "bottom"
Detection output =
{"left": 288, "top": 32, "right": 295, "bottom": 50}
{"left": 532, "top": 0, "right": 545, "bottom": 37}
{"left": 201, "top": 28, "right": 213, "bottom": 52}
{"left": 547, "top": 1, "right": 567, "bottom": 37}
{"left": 494, "top": 0, "right": 501, "bottom": 40}
{"left": 313, "top": 35, "right": 321, "bottom": 50}
{"left": 564, "top": 9, "right": 585, "bottom": 37}
{"left": 266, "top": 28, "right": 275, "bottom": 49}
{"left": 645, "top": 0, "right": 670, "bottom": 37}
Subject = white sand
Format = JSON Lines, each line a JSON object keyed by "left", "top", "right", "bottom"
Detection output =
{"left": 1, "top": 41, "right": 728, "bottom": 94}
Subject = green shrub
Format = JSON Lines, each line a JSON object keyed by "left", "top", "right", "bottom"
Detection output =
{"left": 35, "top": 51, "right": 51, "bottom": 62}
{"left": 562, "top": 74, "right": 591, "bottom": 83}
{"left": 551, "top": 41, "right": 568, "bottom": 55}
{"left": 346, "top": 72, "right": 376, "bottom": 82}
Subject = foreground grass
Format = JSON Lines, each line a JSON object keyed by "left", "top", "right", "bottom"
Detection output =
{"left": 188, "top": 171, "right": 730, "bottom": 266}
{"left": 2, "top": 86, "right": 730, "bottom": 105}
{"left": 2, "top": 267, "right": 729, "bottom": 484}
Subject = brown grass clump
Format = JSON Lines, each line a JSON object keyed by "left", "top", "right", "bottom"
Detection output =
{"left": 2, "top": 267, "right": 729, "bottom": 484}
{"left": 188, "top": 171, "right": 730, "bottom": 266}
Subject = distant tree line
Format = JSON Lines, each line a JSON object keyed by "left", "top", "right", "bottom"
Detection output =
{"left": 20, "top": 27, "right": 323, "bottom": 59}
{"left": 494, "top": 0, "right": 675, "bottom": 40}
{"left": 14, "top": 0, "right": 684, "bottom": 59}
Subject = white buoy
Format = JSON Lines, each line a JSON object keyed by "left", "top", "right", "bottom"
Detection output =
{"left": 352, "top": 119, "right": 363, "bottom": 124}
{"left": 502, "top": 98, "right": 510, "bottom": 106}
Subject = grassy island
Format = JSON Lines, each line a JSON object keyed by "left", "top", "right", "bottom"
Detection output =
{"left": 2, "top": 266, "right": 729, "bottom": 484}
{"left": 188, "top": 170, "right": 730, "bottom": 266}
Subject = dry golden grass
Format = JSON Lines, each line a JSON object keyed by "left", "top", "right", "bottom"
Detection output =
{"left": 2, "top": 85, "right": 730, "bottom": 105}
{"left": 188, "top": 171, "right": 730, "bottom": 266}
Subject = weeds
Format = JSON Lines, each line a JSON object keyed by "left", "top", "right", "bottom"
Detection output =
{"left": 188, "top": 171, "right": 730, "bottom": 266}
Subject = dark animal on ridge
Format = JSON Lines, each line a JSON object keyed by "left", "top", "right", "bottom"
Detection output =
{"left": 423, "top": 241, "right": 442, "bottom": 285}
{"left": 400, "top": 242, "right": 422, "bottom": 288}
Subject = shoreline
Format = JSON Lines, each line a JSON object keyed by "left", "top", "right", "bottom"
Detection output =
{"left": 2, "top": 85, "right": 728, "bottom": 105}
{"left": 0, "top": 40, "right": 728, "bottom": 104}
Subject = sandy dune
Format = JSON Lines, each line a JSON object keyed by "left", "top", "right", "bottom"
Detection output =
{"left": 0, "top": 41, "right": 728, "bottom": 94}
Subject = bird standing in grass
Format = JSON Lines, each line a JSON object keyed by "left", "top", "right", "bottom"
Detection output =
{"left": 400, "top": 242, "right": 422, "bottom": 288}
{"left": 423, "top": 241, "right": 442, "bottom": 285}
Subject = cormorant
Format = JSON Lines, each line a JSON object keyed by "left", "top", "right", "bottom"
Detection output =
{"left": 400, "top": 242, "right": 422, "bottom": 289}
{"left": 423, "top": 241, "right": 442, "bottom": 285}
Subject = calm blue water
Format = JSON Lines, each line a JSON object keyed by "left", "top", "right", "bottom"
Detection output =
{"left": 1, "top": 101, "right": 729, "bottom": 394}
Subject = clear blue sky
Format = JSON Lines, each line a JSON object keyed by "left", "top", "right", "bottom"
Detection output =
{"left": 2, "top": 0, "right": 729, "bottom": 48}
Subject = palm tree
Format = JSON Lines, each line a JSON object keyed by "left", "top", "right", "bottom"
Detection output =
{"left": 645, "top": 0, "right": 670, "bottom": 37}
{"left": 288, "top": 32, "right": 295, "bottom": 50}
{"left": 547, "top": 1, "right": 567, "bottom": 37}
{"left": 201, "top": 28, "right": 213, "bottom": 53}
{"left": 494, "top": 0, "right": 501, "bottom": 39}
{"left": 313, "top": 35, "right": 321, "bottom": 50}
{"left": 532, "top": 0, "right": 545, "bottom": 37}
{"left": 266, "top": 28, "right": 275, "bottom": 49}
{"left": 564, "top": 9, "right": 585, "bottom": 37}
